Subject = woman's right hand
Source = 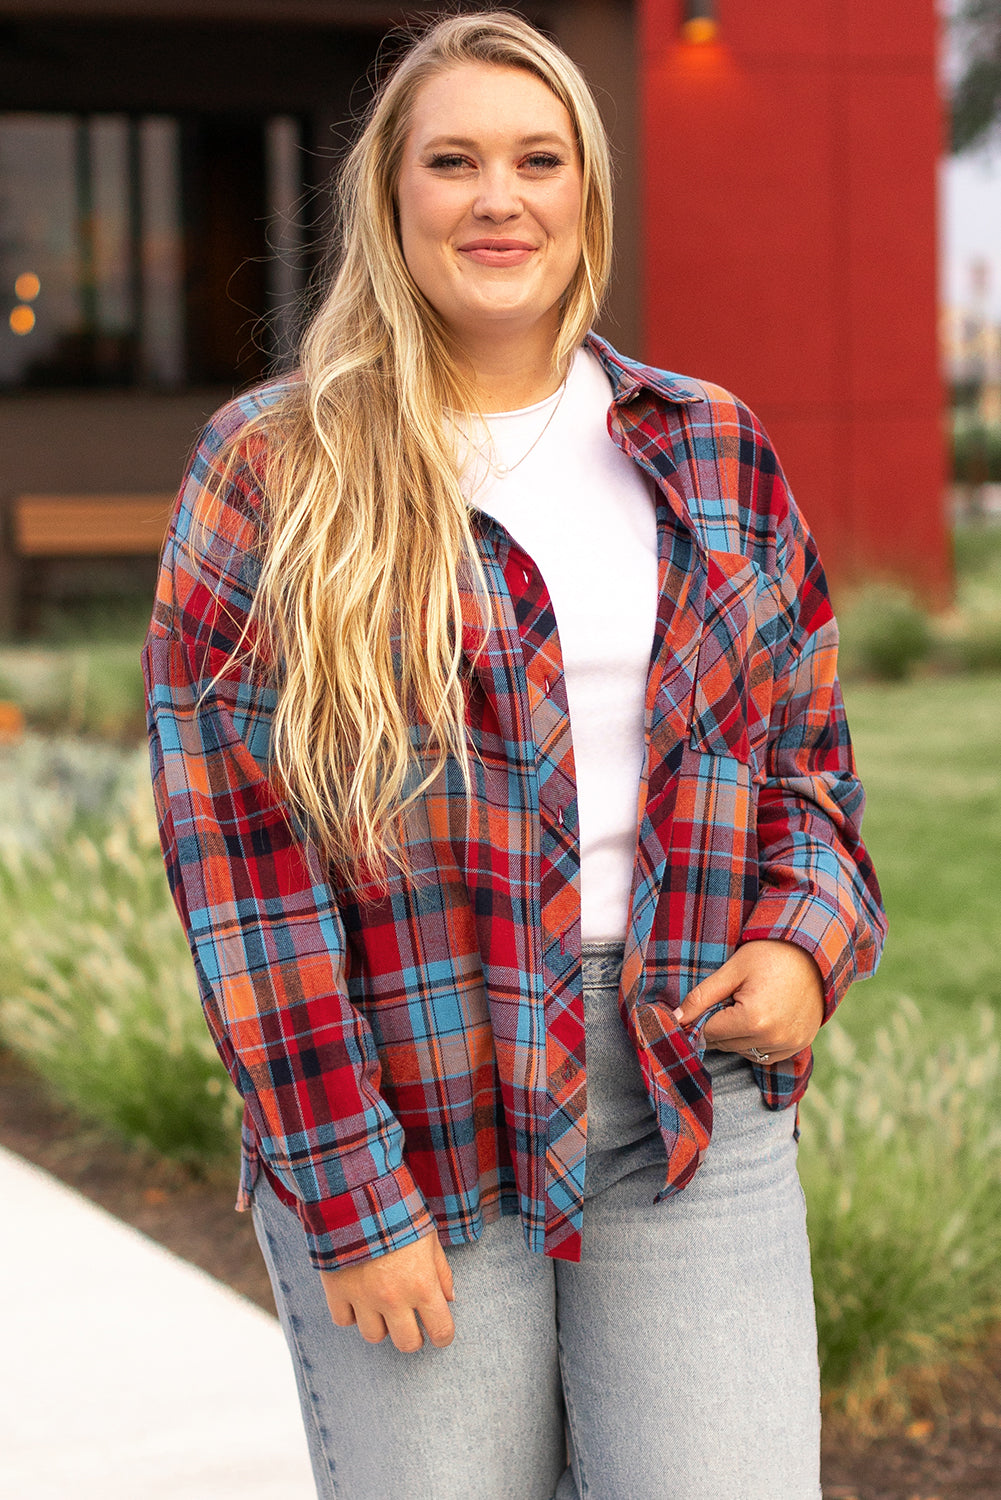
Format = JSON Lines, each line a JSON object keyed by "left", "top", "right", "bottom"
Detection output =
{"left": 318, "top": 1232, "right": 456, "bottom": 1353}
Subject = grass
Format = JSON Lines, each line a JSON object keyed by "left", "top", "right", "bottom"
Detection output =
{"left": 937, "top": 520, "right": 1001, "bottom": 674}
{"left": 802, "top": 1003, "right": 1001, "bottom": 1422}
{"left": 837, "top": 673, "right": 1001, "bottom": 1025}
{"left": 953, "top": 518, "right": 1001, "bottom": 616}
{"left": 836, "top": 521, "right": 1001, "bottom": 680}
{"left": 0, "top": 592, "right": 152, "bottom": 744}
{"left": 0, "top": 643, "right": 148, "bottom": 744}
{"left": 800, "top": 671, "right": 1001, "bottom": 1416}
{"left": 0, "top": 738, "right": 241, "bottom": 1165}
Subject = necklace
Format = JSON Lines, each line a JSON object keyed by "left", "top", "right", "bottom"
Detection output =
{"left": 461, "top": 374, "right": 569, "bottom": 482}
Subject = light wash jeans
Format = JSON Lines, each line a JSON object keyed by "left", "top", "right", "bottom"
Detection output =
{"left": 252, "top": 944, "right": 822, "bottom": 1499}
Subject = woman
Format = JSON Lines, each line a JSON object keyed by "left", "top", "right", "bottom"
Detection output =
{"left": 144, "top": 12, "right": 885, "bottom": 1499}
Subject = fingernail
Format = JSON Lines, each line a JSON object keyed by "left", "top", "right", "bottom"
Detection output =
{"left": 672, "top": 1007, "right": 684, "bottom": 1021}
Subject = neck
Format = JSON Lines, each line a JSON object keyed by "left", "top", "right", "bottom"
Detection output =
{"left": 453, "top": 319, "right": 567, "bottom": 411}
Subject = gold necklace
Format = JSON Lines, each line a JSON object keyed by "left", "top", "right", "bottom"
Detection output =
{"left": 460, "top": 375, "right": 569, "bottom": 481}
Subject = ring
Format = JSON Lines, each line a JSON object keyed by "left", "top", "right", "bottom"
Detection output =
{"left": 748, "top": 1047, "right": 770, "bottom": 1063}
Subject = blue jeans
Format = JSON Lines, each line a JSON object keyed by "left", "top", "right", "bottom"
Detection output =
{"left": 252, "top": 944, "right": 822, "bottom": 1499}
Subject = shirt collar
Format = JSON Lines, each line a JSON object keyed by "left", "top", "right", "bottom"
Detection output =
{"left": 583, "top": 331, "right": 704, "bottom": 407}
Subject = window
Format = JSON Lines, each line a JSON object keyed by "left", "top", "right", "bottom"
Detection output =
{"left": 0, "top": 112, "right": 307, "bottom": 390}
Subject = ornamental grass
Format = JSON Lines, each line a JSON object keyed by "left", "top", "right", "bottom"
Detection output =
{"left": 0, "top": 738, "right": 240, "bottom": 1165}
{"left": 800, "top": 1002, "right": 1001, "bottom": 1423}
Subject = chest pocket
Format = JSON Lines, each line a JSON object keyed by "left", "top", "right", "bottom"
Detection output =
{"left": 688, "top": 550, "right": 787, "bottom": 779}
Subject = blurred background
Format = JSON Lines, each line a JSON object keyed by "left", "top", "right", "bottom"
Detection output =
{"left": 0, "top": 0, "right": 995, "bottom": 618}
{"left": 0, "top": 2, "right": 999, "bottom": 1491}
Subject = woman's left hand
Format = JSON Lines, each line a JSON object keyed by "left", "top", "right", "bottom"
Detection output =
{"left": 672, "top": 939, "right": 825, "bottom": 1065}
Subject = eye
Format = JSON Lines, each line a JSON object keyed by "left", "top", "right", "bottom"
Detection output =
{"left": 521, "top": 152, "right": 565, "bottom": 173}
{"left": 426, "top": 152, "right": 473, "bottom": 172}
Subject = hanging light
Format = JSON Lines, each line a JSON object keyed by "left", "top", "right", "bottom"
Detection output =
{"left": 681, "top": 0, "right": 718, "bottom": 45}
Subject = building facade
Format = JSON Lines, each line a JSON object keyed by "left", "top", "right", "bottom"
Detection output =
{"left": 0, "top": 0, "right": 948, "bottom": 624}
{"left": 640, "top": 0, "right": 949, "bottom": 601}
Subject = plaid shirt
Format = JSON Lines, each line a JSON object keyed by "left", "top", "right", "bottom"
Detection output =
{"left": 144, "top": 334, "right": 885, "bottom": 1270}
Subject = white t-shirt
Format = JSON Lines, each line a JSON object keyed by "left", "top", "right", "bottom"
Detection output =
{"left": 455, "top": 347, "right": 659, "bottom": 942}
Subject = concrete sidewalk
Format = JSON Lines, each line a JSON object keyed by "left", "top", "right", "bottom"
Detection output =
{"left": 0, "top": 1145, "right": 316, "bottom": 1499}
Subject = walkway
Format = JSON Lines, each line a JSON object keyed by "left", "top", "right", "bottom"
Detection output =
{"left": 0, "top": 1145, "right": 315, "bottom": 1499}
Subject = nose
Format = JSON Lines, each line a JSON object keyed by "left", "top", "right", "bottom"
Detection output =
{"left": 472, "top": 163, "right": 521, "bottom": 223}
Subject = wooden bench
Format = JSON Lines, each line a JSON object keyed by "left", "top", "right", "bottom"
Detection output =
{"left": 2, "top": 492, "right": 175, "bottom": 633}
{"left": 13, "top": 493, "right": 175, "bottom": 557}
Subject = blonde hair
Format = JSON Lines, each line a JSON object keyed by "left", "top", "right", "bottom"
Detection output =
{"left": 240, "top": 10, "right": 613, "bottom": 884}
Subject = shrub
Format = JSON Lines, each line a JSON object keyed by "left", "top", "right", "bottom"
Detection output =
{"left": 939, "top": 520, "right": 1001, "bottom": 671}
{"left": 935, "top": 611, "right": 1001, "bottom": 673}
{"left": 33, "top": 592, "right": 154, "bottom": 646}
{"left": 952, "top": 413, "right": 1001, "bottom": 485}
{"left": 802, "top": 1000, "right": 1001, "bottom": 1423}
{"left": 47, "top": 646, "right": 148, "bottom": 740}
{"left": 0, "top": 644, "right": 147, "bottom": 744}
{"left": 837, "top": 584, "right": 934, "bottom": 682}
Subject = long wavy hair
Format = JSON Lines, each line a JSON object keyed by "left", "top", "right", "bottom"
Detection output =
{"left": 238, "top": 10, "right": 613, "bottom": 884}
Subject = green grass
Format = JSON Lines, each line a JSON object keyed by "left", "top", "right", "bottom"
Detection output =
{"left": 838, "top": 673, "right": 1001, "bottom": 1025}
{"left": 953, "top": 517, "right": 1001, "bottom": 608}
{"left": 0, "top": 643, "right": 148, "bottom": 743}
{"left": 835, "top": 521, "right": 1001, "bottom": 681}
{"left": 939, "top": 521, "right": 1001, "bottom": 673}
{"left": 802, "top": 1002, "right": 1001, "bottom": 1417}
{"left": 800, "top": 672, "right": 1001, "bottom": 1413}
{"left": 0, "top": 591, "right": 152, "bottom": 744}
{"left": 0, "top": 739, "right": 241, "bottom": 1164}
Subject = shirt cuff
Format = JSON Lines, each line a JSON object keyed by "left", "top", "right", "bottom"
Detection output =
{"left": 740, "top": 891, "right": 856, "bottom": 1019}
{"left": 261, "top": 1158, "right": 438, "bottom": 1271}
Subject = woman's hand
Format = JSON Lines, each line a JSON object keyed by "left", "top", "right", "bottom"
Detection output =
{"left": 318, "top": 1232, "right": 456, "bottom": 1353}
{"left": 673, "top": 939, "right": 825, "bottom": 1065}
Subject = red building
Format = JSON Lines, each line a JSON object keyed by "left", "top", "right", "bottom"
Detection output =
{"left": 640, "top": 0, "right": 949, "bottom": 601}
{"left": 0, "top": 0, "right": 949, "bottom": 622}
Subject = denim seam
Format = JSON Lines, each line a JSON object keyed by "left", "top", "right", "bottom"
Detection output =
{"left": 555, "top": 1314, "right": 589, "bottom": 1500}
{"left": 254, "top": 1197, "right": 341, "bottom": 1500}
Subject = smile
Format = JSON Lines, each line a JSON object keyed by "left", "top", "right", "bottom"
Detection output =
{"left": 457, "top": 240, "right": 537, "bottom": 267}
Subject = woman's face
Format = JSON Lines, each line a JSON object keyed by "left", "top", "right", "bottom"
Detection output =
{"left": 396, "top": 62, "right": 584, "bottom": 355}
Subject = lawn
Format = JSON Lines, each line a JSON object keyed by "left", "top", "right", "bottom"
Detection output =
{"left": 837, "top": 672, "right": 1001, "bottom": 1031}
{"left": 798, "top": 670, "right": 1001, "bottom": 1413}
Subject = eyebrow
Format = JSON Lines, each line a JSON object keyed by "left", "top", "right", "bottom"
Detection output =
{"left": 419, "top": 132, "right": 572, "bottom": 151}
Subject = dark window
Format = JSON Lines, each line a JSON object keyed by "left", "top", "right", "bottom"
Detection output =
{"left": 0, "top": 111, "right": 307, "bottom": 390}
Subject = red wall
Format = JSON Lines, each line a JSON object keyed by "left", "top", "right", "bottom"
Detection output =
{"left": 638, "top": 0, "right": 950, "bottom": 603}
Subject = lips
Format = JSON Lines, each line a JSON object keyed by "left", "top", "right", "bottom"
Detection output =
{"left": 457, "top": 239, "right": 536, "bottom": 267}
